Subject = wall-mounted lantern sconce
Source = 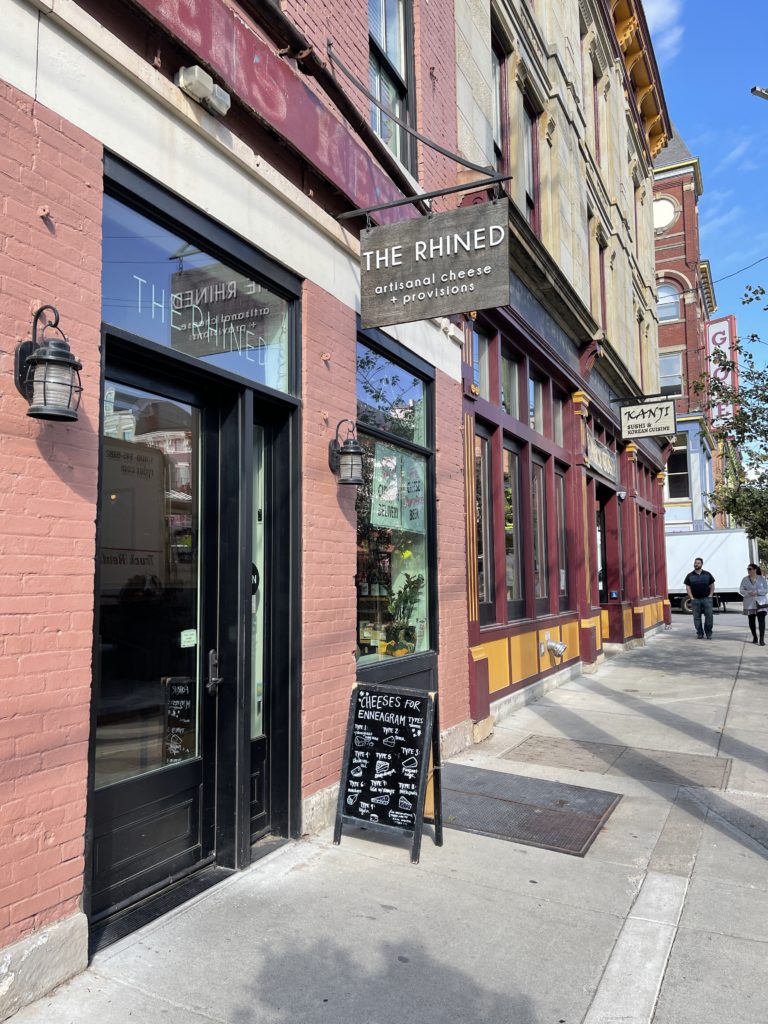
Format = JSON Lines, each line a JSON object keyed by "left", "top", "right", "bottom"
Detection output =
{"left": 616, "top": 490, "right": 627, "bottom": 502}
{"left": 14, "top": 305, "right": 82, "bottom": 421}
{"left": 547, "top": 640, "right": 568, "bottom": 658}
{"left": 328, "top": 419, "right": 364, "bottom": 486}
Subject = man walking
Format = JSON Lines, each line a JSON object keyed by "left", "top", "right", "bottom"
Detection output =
{"left": 684, "top": 557, "right": 716, "bottom": 639}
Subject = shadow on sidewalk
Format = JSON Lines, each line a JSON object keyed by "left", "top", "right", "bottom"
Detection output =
{"left": 226, "top": 935, "right": 539, "bottom": 1024}
{"left": 517, "top": 629, "right": 768, "bottom": 860}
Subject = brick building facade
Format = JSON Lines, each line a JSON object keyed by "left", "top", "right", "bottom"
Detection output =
{"left": 1, "top": 0, "right": 670, "bottom": 1015}
{"left": 1, "top": 0, "right": 470, "bottom": 1013}
{"left": 652, "top": 129, "right": 720, "bottom": 533}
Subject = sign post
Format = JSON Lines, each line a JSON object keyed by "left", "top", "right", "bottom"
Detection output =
{"left": 334, "top": 683, "right": 442, "bottom": 863}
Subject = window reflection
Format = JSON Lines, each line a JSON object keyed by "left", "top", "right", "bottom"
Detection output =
{"left": 503, "top": 448, "right": 522, "bottom": 605}
{"left": 475, "top": 435, "right": 495, "bottom": 615}
{"left": 97, "top": 383, "right": 200, "bottom": 787}
{"left": 356, "top": 342, "right": 425, "bottom": 444}
{"left": 102, "top": 196, "right": 291, "bottom": 392}
{"left": 532, "top": 461, "right": 547, "bottom": 599}
{"left": 529, "top": 377, "right": 544, "bottom": 432}
{"left": 355, "top": 437, "right": 429, "bottom": 663}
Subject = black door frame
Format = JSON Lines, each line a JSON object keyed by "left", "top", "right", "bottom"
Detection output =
{"left": 86, "top": 154, "right": 303, "bottom": 944}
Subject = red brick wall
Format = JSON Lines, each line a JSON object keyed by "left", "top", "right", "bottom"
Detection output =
{"left": 413, "top": 0, "right": 459, "bottom": 208}
{"left": 281, "top": 0, "right": 370, "bottom": 125}
{"left": 653, "top": 173, "right": 708, "bottom": 412}
{"left": 300, "top": 285, "right": 470, "bottom": 795}
{"left": 300, "top": 282, "right": 359, "bottom": 798}
{"left": 0, "top": 82, "right": 102, "bottom": 948}
{"left": 435, "top": 369, "right": 470, "bottom": 728}
{"left": 282, "top": 0, "right": 459, "bottom": 206}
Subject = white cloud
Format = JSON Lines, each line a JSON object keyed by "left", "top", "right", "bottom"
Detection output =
{"left": 713, "top": 139, "right": 753, "bottom": 174}
{"left": 699, "top": 206, "right": 744, "bottom": 238}
{"left": 645, "top": 0, "right": 685, "bottom": 62}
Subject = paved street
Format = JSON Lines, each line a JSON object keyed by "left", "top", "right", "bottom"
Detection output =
{"left": 14, "top": 612, "right": 768, "bottom": 1024}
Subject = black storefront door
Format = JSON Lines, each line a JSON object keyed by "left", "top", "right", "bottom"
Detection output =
{"left": 90, "top": 364, "right": 268, "bottom": 936}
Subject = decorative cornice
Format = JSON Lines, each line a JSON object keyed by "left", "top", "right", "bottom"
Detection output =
{"left": 699, "top": 260, "right": 717, "bottom": 316}
{"left": 579, "top": 339, "right": 604, "bottom": 376}
{"left": 606, "top": 0, "right": 670, "bottom": 160}
{"left": 572, "top": 390, "right": 591, "bottom": 416}
{"left": 578, "top": 0, "right": 594, "bottom": 30}
{"left": 653, "top": 158, "right": 704, "bottom": 197}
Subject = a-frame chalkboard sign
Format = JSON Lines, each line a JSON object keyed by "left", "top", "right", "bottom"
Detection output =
{"left": 333, "top": 683, "right": 443, "bottom": 863}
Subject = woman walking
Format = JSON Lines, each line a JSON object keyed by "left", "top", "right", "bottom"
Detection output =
{"left": 739, "top": 563, "right": 768, "bottom": 645}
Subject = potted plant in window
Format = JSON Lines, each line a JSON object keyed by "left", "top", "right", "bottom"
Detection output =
{"left": 384, "top": 572, "right": 425, "bottom": 656}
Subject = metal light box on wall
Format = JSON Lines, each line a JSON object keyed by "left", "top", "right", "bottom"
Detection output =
{"left": 360, "top": 200, "right": 510, "bottom": 329}
{"left": 620, "top": 399, "right": 677, "bottom": 440}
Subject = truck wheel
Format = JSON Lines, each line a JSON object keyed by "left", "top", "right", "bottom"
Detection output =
{"left": 682, "top": 597, "right": 692, "bottom": 614}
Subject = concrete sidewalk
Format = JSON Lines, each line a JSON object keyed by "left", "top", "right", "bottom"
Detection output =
{"left": 12, "top": 613, "right": 768, "bottom": 1024}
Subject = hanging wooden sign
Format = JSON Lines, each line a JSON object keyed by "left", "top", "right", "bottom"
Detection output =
{"left": 334, "top": 683, "right": 442, "bottom": 863}
{"left": 360, "top": 200, "right": 510, "bottom": 328}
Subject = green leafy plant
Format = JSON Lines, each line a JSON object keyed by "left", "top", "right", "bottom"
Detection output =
{"left": 385, "top": 572, "right": 425, "bottom": 648}
{"left": 692, "top": 283, "right": 768, "bottom": 544}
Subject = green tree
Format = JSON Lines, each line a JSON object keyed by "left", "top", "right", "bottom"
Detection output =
{"left": 695, "top": 285, "right": 768, "bottom": 542}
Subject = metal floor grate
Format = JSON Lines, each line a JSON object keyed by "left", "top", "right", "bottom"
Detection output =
{"left": 442, "top": 763, "right": 621, "bottom": 857}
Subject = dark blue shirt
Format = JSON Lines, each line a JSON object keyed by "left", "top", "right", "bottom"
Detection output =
{"left": 684, "top": 570, "right": 715, "bottom": 598}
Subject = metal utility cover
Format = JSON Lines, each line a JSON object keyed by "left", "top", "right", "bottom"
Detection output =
{"left": 442, "top": 764, "right": 621, "bottom": 857}
{"left": 360, "top": 200, "right": 510, "bottom": 328}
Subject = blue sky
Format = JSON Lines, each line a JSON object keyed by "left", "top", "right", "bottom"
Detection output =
{"left": 646, "top": 0, "right": 768, "bottom": 359}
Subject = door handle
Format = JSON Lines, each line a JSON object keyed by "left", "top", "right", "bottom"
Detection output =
{"left": 206, "top": 648, "right": 223, "bottom": 696}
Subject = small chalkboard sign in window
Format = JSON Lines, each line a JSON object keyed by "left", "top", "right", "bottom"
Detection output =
{"left": 333, "top": 683, "right": 442, "bottom": 863}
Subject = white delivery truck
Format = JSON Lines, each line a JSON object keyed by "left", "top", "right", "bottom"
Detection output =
{"left": 666, "top": 528, "right": 759, "bottom": 612}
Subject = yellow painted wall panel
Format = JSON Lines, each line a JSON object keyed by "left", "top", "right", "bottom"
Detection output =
{"left": 561, "top": 620, "right": 580, "bottom": 658}
{"left": 623, "top": 608, "right": 633, "bottom": 638}
{"left": 510, "top": 630, "right": 539, "bottom": 684}
{"left": 600, "top": 610, "right": 609, "bottom": 639}
{"left": 485, "top": 638, "right": 511, "bottom": 693}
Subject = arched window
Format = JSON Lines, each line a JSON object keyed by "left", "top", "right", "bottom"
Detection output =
{"left": 657, "top": 282, "right": 682, "bottom": 322}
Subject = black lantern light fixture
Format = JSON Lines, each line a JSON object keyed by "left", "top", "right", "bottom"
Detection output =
{"left": 328, "top": 419, "right": 364, "bottom": 486}
{"left": 14, "top": 305, "right": 82, "bottom": 421}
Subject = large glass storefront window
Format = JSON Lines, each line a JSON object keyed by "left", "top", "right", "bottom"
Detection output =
{"left": 355, "top": 342, "right": 432, "bottom": 664}
{"left": 555, "top": 470, "right": 569, "bottom": 606}
{"left": 532, "top": 460, "right": 548, "bottom": 603}
{"left": 475, "top": 434, "right": 496, "bottom": 622}
{"left": 503, "top": 447, "right": 523, "bottom": 614}
{"left": 102, "top": 196, "right": 292, "bottom": 393}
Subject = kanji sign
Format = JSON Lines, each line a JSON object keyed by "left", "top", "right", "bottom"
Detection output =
{"left": 620, "top": 399, "right": 677, "bottom": 439}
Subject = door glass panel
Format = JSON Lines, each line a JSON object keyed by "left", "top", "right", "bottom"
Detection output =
{"left": 102, "top": 196, "right": 292, "bottom": 394}
{"left": 96, "top": 382, "right": 201, "bottom": 787}
{"left": 251, "top": 427, "right": 265, "bottom": 738}
{"left": 596, "top": 503, "right": 607, "bottom": 603}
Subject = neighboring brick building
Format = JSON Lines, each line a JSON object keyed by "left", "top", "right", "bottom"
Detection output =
{"left": 652, "top": 129, "right": 720, "bottom": 533}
